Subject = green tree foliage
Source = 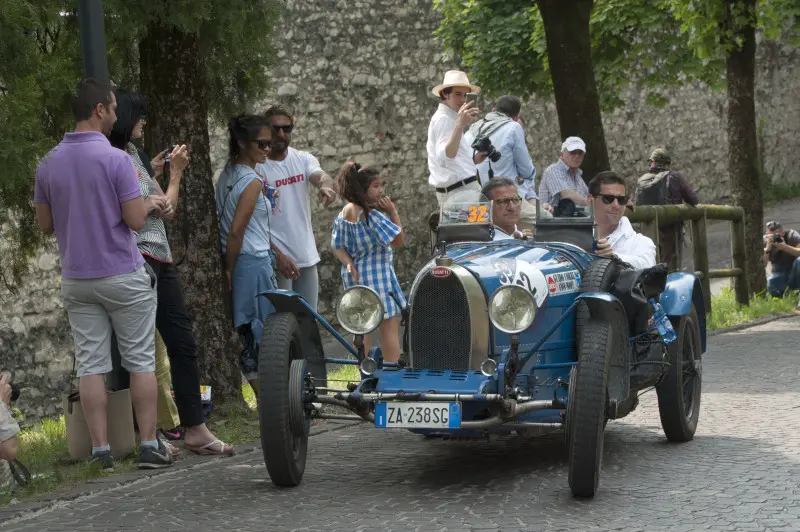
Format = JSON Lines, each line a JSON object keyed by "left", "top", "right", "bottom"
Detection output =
{"left": 0, "top": 0, "right": 279, "bottom": 291}
{"left": 435, "top": 0, "right": 723, "bottom": 110}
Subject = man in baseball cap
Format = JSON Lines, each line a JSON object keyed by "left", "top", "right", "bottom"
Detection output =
{"left": 426, "top": 70, "right": 489, "bottom": 206}
{"left": 537, "top": 136, "right": 589, "bottom": 213}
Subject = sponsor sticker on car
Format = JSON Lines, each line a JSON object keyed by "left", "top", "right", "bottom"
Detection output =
{"left": 547, "top": 270, "right": 581, "bottom": 295}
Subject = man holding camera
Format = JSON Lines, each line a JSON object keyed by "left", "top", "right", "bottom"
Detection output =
{"left": 538, "top": 137, "right": 590, "bottom": 216}
{"left": 470, "top": 95, "right": 552, "bottom": 230}
{"left": 764, "top": 221, "right": 800, "bottom": 297}
{"left": 426, "top": 70, "right": 489, "bottom": 206}
{"left": 0, "top": 373, "right": 19, "bottom": 463}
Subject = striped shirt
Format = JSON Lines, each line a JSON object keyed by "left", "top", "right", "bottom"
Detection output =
{"left": 127, "top": 143, "right": 172, "bottom": 263}
{"left": 538, "top": 159, "right": 588, "bottom": 206}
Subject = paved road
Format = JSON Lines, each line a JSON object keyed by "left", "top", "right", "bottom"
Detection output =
{"left": 5, "top": 317, "right": 800, "bottom": 531}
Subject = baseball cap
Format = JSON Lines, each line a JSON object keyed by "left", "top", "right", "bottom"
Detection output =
{"left": 649, "top": 147, "right": 671, "bottom": 165}
{"left": 561, "top": 136, "right": 586, "bottom": 153}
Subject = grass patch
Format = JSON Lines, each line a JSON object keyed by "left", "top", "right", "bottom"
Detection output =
{"left": 708, "top": 288, "right": 798, "bottom": 330}
{"left": 0, "top": 416, "right": 137, "bottom": 506}
{"left": 762, "top": 181, "right": 800, "bottom": 205}
{"left": 327, "top": 364, "right": 361, "bottom": 387}
{"left": 1, "top": 383, "right": 259, "bottom": 507}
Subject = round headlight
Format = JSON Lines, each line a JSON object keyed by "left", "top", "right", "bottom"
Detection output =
{"left": 489, "top": 285, "right": 536, "bottom": 334}
{"left": 336, "top": 286, "right": 384, "bottom": 335}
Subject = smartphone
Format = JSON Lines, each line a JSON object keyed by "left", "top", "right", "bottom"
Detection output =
{"left": 466, "top": 92, "right": 478, "bottom": 105}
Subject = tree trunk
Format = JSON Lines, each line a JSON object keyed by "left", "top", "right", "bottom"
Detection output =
{"left": 536, "top": 0, "right": 610, "bottom": 181}
{"left": 139, "top": 23, "right": 244, "bottom": 405}
{"left": 725, "top": 0, "right": 765, "bottom": 296}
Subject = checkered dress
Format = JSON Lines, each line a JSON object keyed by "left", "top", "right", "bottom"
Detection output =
{"left": 126, "top": 143, "right": 172, "bottom": 263}
{"left": 331, "top": 208, "right": 406, "bottom": 318}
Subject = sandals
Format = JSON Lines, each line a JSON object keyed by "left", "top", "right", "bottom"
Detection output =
{"left": 184, "top": 439, "right": 235, "bottom": 456}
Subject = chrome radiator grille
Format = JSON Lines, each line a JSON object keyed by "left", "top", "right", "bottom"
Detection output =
{"left": 409, "top": 273, "right": 472, "bottom": 370}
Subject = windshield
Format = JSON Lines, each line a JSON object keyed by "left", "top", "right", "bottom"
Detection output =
{"left": 439, "top": 191, "right": 492, "bottom": 227}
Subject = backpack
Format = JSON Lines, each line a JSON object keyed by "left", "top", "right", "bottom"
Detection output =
{"left": 635, "top": 170, "right": 671, "bottom": 206}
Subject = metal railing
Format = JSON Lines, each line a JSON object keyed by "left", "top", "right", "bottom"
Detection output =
{"left": 626, "top": 204, "right": 749, "bottom": 308}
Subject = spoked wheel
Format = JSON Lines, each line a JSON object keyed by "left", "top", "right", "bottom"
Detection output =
{"left": 567, "top": 318, "right": 612, "bottom": 498}
{"left": 656, "top": 306, "right": 702, "bottom": 442}
{"left": 259, "top": 312, "right": 310, "bottom": 487}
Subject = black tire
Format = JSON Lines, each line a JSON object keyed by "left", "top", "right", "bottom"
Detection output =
{"left": 259, "top": 312, "right": 308, "bottom": 487}
{"left": 288, "top": 359, "right": 311, "bottom": 436}
{"left": 567, "top": 319, "right": 612, "bottom": 498}
{"left": 656, "top": 306, "right": 702, "bottom": 442}
{"left": 577, "top": 258, "right": 620, "bottom": 321}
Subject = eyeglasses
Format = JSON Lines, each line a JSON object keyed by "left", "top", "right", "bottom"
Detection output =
{"left": 271, "top": 124, "right": 294, "bottom": 133}
{"left": 598, "top": 194, "right": 628, "bottom": 205}
{"left": 253, "top": 139, "right": 270, "bottom": 150}
{"left": 495, "top": 196, "right": 522, "bottom": 207}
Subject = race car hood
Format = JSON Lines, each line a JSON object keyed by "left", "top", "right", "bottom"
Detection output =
{"left": 422, "top": 240, "right": 593, "bottom": 304}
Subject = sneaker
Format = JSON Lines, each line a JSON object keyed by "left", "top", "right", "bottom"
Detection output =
{"left": 138, "top": 440, "right": 174, "bottom": 469}
{"left": 89, "top": 450, "right": 115, "bottom": 472}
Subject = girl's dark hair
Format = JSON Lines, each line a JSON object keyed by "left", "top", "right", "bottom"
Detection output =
{"left": 339, "top": 161, "right": 381, "bottom": 222}
{"left": 228, "top": 114, "right": 270, "bottom": 161}
{"left": 108, "top": 89, "right": 147, "bottom": 150}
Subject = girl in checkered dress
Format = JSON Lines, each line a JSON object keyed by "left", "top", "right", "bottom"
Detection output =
{"left": 331, "top": 162, "right": 406, "bottom": 363}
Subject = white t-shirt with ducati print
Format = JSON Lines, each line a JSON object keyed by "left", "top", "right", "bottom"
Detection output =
{"left": 257, "top": 147, "right": 323, "bottom": 268}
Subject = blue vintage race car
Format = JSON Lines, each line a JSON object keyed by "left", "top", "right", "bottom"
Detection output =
{"left": 256, "top": 198, "right": 705, "bottom": 498}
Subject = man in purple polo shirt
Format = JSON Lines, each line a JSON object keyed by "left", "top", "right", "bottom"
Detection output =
{"left": 33, "top": 79, "right": 172, "bottom": 471}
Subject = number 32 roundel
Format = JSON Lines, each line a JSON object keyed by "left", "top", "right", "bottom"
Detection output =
{"left": 492, "top": 259, "right": 548, "bottom": 307}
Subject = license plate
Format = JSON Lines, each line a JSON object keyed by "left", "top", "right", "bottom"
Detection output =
{"left": 374, "top": 402, "right": 461, "bottom": 429}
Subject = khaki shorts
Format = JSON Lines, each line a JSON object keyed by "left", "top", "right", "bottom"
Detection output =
{"left": 0, "top": 402, "right": 19, "bottom": 443}
{"left": 61, "top": 266, "right": 157, "bottom": 377}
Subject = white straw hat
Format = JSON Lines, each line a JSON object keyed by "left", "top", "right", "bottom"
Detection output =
{"left": 432, "top": 70, "right": 481, "bottom": 97}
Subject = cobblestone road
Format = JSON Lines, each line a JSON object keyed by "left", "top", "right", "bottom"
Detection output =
{"left": 5, "top": 317, "right": 800, "bottom": 532}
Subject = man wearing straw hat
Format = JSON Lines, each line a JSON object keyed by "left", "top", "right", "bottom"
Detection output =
{"left": 426, "top": 70, "right": 490, "bottom": 206}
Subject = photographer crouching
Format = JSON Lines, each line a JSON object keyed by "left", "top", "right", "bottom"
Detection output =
{"left": 764, "top": 221, "right": 800, "bottom": 298}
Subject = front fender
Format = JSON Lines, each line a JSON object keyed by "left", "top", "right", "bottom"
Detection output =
{"left": 259, "top": 289, "right": 328, "bottom": 383}
{"left": 575, "top": 292, "right": 630, "bottom": 407}
{"left": 659, "top": 272, "right": 707, "bottom": 353}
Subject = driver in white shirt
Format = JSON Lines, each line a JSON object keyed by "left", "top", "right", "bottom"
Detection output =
{"left": 590, "top": 171, "right": 656, "bottom": 269}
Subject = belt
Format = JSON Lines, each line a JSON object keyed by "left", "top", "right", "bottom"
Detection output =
{"left": 435, "top": 175, "right": 478, "bottom": 194}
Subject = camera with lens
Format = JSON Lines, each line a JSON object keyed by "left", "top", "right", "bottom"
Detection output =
{"left": 1, "top": 370, "right": 20, "bottom": 402}
{"left": 773, "top": 234, "right": 784, "bottom": 244}
{"left": 471, "top": 136, "right": 501, "bottom": 163}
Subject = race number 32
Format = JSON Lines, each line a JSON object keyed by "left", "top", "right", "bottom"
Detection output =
{"left": 468, "top": 205, "right": 488, "bottom": 223}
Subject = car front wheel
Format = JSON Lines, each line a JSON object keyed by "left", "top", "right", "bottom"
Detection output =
{"left": 656, "top": 305, "right": 702, "bottom": 442}
{"left": 258, "top": 312, "right": 309, "bottom": 487}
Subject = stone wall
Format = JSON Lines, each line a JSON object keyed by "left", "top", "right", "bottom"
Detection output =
{"left": 4, "top": 0, "right": 800, "bottom": 421}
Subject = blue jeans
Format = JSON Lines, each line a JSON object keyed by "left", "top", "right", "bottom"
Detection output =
{"left": 767, "top": 256, "right": 800, "bottom": 297}
{"left": 231, "top": 254, "right": 277, "bottom": 380}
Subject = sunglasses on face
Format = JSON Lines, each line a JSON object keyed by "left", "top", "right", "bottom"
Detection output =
{"left": 253, "top": 139, "right": 270, "bottom": 150}
{"left": 495, "top": 196, "right": 522, "bottom": 207}
{"left": 598, "top": 194, "right": 628, "bottom": 205}
{"left": 271, "top": 124, "right": 294, "bottom": 133}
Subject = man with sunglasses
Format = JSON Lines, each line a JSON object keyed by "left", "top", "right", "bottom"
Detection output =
{"left": 763, "top": 220, "right": 800, "bottom": 298}
{"left": 589, "top": 171, "right": 656, "bottom": 269}
{"left": 258, "top": 105, "right": 337, "bottom": 311}
{"left": 481, "top": 178, "right": 529, "bottom": 240}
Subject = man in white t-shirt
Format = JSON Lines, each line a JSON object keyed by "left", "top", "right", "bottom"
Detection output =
{"left": 257, "top": 105, "right": 337, "bottom": 310}
{"left": 589, "top": 171, "right": 656, "bottom": 269}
